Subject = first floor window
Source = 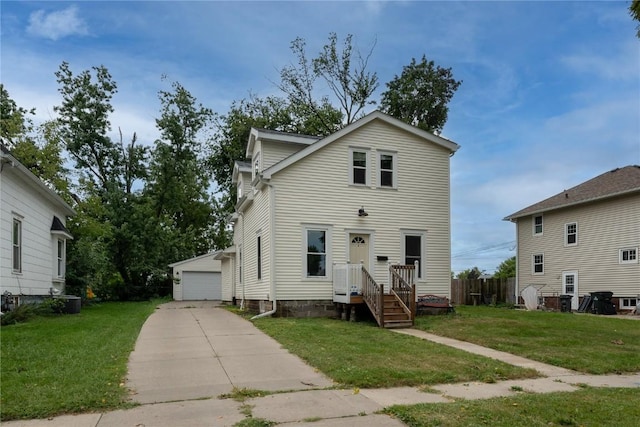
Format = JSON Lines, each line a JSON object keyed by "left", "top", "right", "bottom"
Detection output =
{"left": 620, "top": 298, "right": 638, "bottom": 309}
{"left": 57, "top": 239, "right": 65, "bottom": 277}
{"left": 404, "top": 234, "right": 422, "bottom": 278}
{"left": 533, "top": 254, "right": 544, "bottom": 274}
{"left": 619, "top": 248, "right": 638, "bottom": 264}
{"left": 306, "top": 229, "right": 326, "bottom": 277}
{"left": 12, "top": 218, "right": 22, "bottom": 273}
{"left": 257, "top": 236, "right": 262, "bottom": 280}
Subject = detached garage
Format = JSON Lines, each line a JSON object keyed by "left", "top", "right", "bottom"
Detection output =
{"left": 170, "top": 252, "right": 222, "bottom": 301}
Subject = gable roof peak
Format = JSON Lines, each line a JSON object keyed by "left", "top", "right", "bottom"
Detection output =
{"left": 504, "top": 165, "right": 640, "bottom": 221}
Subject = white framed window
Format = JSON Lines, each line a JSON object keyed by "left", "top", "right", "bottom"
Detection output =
{"left": 532, "top": 253, "right": 544, "bottom": 274}
{"left": 378, "top": 151, "right": 397, "bottom": 188}
{"left": 252, "top": 152, "right": 260, "bottom": 181}
{"left": 303, "top": 225, "right": 332, "bottom": 279}
{"left": 12, "top": 218, "right": 22, "bottom": 273}
{"left": 619, "top": 248, "right": 638, "bottom": 264}
{"left": 565, "top": 222, "right": 577, "bottom": 246}
{"left": 533, "top": 215, "right": 543, "bottom": 235}
{"left": 620, "top": 298, "right": 638, "bottom": 309}
{"left": 350, "top": 148, "right": 369, "bottom": 186}
{"left": 256, "top": 234, "right": 262, "bottom": 280}
{"left": 57, "top": 239, "right": 66, "bottom": 278}
{"left": 237, "top": 182, "right": 243, "bottom": 200}
{"left": 238, "top": 244, "right": 243, "bottom": 284}
{"left": 401, "top": 230, "right": 425, "bottom": 279}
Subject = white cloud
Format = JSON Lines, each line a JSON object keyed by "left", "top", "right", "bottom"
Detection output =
{"left": 27, "top": 6, "right": 88, "bottom": 41}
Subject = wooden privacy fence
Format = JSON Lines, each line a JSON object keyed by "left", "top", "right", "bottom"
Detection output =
{"left": 451, "top": 278, "right": 516, "bottom": 305}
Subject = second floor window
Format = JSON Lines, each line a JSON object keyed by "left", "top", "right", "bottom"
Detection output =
{"left": 379, "top": 152, "right": 396, "bottom": 188}
{"left": 533, "top": 215, "right": 543, "bottom": 235}
{"left": 351, "top": 150, "right": 367, "bottom": 185}
{"left": 565, "top": 222, "right": 577, "bottom": 246}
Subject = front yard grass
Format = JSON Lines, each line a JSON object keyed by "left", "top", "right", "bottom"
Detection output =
{"left": 385, "top": 387, "right": 640, "bottom": 427}
{"left": 0, "top": 300, "right": 161, "bottom": 421}
{"left": 252, "top": 317, "right": 538, "bottom": 388}
{"left": 414, "top": 306, "right": 640, "bottom": 374}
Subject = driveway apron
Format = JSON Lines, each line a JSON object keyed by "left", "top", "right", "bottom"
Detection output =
{"left": 126, "top": 301, "right": 333, "bottom": 404}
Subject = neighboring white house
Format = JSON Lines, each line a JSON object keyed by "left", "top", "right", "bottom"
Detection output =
{"left": 504, "top": 165, "right": 640, "bottom": 311}
{"left": 0, "top": 144, "right": 75, "bottom": 303}
{"left": 169, "top": 252, "right": 222, "bottom": 301}
{"left": 219, "top": 111, "right": 460, "bottom": 321}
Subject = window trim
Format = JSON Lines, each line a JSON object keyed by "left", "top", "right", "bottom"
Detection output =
{"left": 349, "top": 147, "right": 369, "bottom": 186}
{"left": 533, "top": 215, "right": 543, "bottom": 235}
{"left": 12, "top": 217, "right": 22, "bottom": 273}
{"left": 57, "top": 239, "right": 66, "bottom": 278}
{"left": 620, "top": 297, "right": 638, "bottom": 309}
{"left": 532, "top": 253, "right": 544, "bottom": 275}
{"left": 302, "top": 224, "right": 332, "bottom": 280}
{"left": 401, "top": 229, "right": 426, "bottom": 280}
{"left": 619, "top": 247, "right": 638, "bottom": 264}
{"left": 565, "top": 222, "right": 577, "bottom": 247}
{"left": 377, "top": 150, "right": 397, "bottom": 189}
{"left": 256, "top": 234, "right": 262, "bottom": 281}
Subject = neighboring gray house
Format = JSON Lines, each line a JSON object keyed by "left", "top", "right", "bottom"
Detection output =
{"left": 504, "top": 166, "right": 640, "bottom": 311}
{"left": 218, "top": 111, "right": 460, "bottom": 326}
{"left": 1, "top": 144, "right": 75, "bottom": 304}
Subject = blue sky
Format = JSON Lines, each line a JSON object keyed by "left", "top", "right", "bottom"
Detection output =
{"left": 2, "top": 1, "right": 639, "bottom": 274}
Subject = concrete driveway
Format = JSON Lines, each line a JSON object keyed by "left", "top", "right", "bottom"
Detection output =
{"left": 126, "top": 301, "right": 334, "bottom": 404}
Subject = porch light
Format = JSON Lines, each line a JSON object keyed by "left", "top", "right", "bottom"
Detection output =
{"left": 358, "top": 207, "right": 368, "bottom": 217}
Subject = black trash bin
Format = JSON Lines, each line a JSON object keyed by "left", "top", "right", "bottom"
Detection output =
{"left": 55, "top": 295, "right": 81, "bottom": 314}
{"left": 590, "top": 291, "right": 616, "bottom": 315}
{"left": 559, "top": 295, "right": 573, "bottom": 312}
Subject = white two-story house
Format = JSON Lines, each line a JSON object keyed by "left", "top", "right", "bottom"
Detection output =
{"left": 216, "top": 111, "right": 460, "bottom": 326}
{"left": 1, "top": 144, "right": 75, "bottom": 306}
{"left": 504, "top": 165, "right": 640, "bottom": 311}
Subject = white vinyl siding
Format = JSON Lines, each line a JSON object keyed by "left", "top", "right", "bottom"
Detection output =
{"left": 516, "top": 194, "right": 640, "bottom": 297}
{"left": 262, "top": 140, "right": 307, "bottom": 170}
{"left": 272, "top": 119, "right": 453, "bottom": 299}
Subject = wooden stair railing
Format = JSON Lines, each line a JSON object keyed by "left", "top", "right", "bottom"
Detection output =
{"left": 389, "top": 264, "right": 417, "bottom": 326}
{"left": 361, "top": 264, "right": 416, "bottom": 328}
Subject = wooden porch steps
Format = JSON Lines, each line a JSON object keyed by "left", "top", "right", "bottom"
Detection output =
{"left": 382, "top": 294, "right": 412, "bottom": 329}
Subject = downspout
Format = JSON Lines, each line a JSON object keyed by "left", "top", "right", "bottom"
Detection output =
{"left": 251, "top": 177, "right": 277, "bottom": 320}
{"left": 239, "top": 211, "right": 245, "bottom": 310}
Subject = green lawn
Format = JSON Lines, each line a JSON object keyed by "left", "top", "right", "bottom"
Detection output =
{"left": 252, "top": 317, "right": 538, "bottom": 388}
{"left": 385, "top": 387, "right": 640, "bottom": 427}
{"left": 0, "top": 300, "right": 161, "bottom": 421}
{"left": 414, "top": 306, "right": 640, "bottom": 374}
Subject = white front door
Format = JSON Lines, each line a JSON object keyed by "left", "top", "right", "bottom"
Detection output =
{"left": 349, "top": 234, "right": 370, "bottom": 272}
{"left": 562, "top": 271, "right": 579, "bottom": 310}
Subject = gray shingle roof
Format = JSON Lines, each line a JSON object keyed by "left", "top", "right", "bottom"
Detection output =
{"left": 504, "top": 165, "right": 640, "bottom": 221}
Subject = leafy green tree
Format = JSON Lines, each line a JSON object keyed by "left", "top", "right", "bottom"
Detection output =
{"left": 146, "top": 81, "right": 219, "bottom": 255}
{"left": 0, "top": 84, "right": 35, "bottom": 144}
{"left": 456, "top": 266, "right": 483, "bottom": 280}
{"left": 631, "top": 0, "right": 640, "bottom": 38}
{"left": 278, "top": 33, "right": 377, "bottom": 131}
{"left": 494, "top": 256, "right": 516, "bottom": 279}
{"left": 380, "top": 55, "right": 462, "bottom": 134}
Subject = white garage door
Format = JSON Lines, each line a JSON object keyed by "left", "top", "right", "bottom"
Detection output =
{"left": 182, "top": 271, "right": 222, "bottom": 300}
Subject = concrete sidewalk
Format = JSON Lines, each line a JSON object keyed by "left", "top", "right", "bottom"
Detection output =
{"left": 4, "top": 303, "right": 639, "bottom": 427}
